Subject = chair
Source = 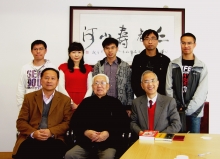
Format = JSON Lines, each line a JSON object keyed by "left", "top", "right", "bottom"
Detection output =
{"left": 200, "top": 102, "right": 209, "bottom": 133}
{"left": 13, "top": 130, "right": 72, "bottom": 159}
{"left": 65, "top": 129, "right": 76, "bottom": 150}
{"left": 185, "top": 101, "right": 209, "bottom": 133}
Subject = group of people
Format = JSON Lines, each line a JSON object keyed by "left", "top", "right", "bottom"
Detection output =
{"left": 12, "top": 29, "right": 208, "bottom": 159}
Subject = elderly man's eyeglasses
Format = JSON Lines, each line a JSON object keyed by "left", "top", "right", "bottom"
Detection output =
{"left": 142, "top": 79, "right": 157, "bottom": 84}
{"left": 94, "top": 81, "right": 107, "bottom": 86}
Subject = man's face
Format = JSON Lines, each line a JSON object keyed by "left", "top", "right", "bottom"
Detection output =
{"left": 143, "top": 33, "right": 158, "bottom": 51}
{"left": 31, "top": 44, "right": 47, "bottom": 61}
{"left": 92, "top": 75, "right": 109, "bottom": 98}
{"left": 181, "top": 36, "right": 196, "bottom": 55}
{"left": 40, "top": 70, "right": 59, "bottom": 92}
{"left": 141, "top": 72, "right": 159, "bottom": 97}
{"left": 104, "top": 43, "right": 118, "bottom": 59}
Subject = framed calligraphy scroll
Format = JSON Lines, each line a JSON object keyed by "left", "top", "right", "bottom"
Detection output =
{"left": 70, "top": 6, "right": 185, "bottom": 65}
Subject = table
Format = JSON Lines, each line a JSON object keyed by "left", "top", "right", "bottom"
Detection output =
{"left": 120, "top": 133, "right": 220, "bottom": 159}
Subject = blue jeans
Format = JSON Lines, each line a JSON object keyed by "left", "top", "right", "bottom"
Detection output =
{"left": 186, "top": 116, "right": 201, "bottom": 133}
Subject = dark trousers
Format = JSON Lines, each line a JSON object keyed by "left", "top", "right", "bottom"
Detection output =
{"left": 14, "top": 137, "right": 67, "bottom": 159}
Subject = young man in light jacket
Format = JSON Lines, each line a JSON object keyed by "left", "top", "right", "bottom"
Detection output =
{"left": 166, "top": 33, "right": 208, "bottom": 133}
{"left": 16, "top": 40, "right": 56, "bottom": 110}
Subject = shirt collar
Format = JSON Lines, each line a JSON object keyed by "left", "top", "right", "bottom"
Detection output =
{"left": 147, "top": 93, "right": 158, "bottom": 105}
{"left": 104, "top": 58, "right": 118, "bottom": 65}
{"left": 42, "top": 90, "right": 55, "bottom": 99}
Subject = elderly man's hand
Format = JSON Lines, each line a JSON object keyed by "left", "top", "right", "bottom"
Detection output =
{"left": 139, "top": 131, "right": 143, "bottom": 135}
{"left": 84, "top": 130, "right": 101, "bottom": 142}
{"left": 126, "top": 110, "right": 132, "bottom": 117}
{"left": 95, "top": 131, "right": 109, "bottom": 142}
{"left": 84, "top": 130, "right": 109, "bottom": 142}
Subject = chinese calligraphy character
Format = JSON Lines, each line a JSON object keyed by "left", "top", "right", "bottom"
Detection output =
{"left": 83, "top": 26, "right": 97, "bottom": 49}
{"left": 117, "top": 25, "right": 128, "bottom": 48}
{"left": 137, "top": 28, "right": 144, "bottom": 41}
{"left": 99, "top": 32, "right": 111, "bottom": 39}
{"left": 137, "top": 26, "right": 169, "bottom": 43}
{"left": 157, "top": 26, "right": 169, "bottom": 43}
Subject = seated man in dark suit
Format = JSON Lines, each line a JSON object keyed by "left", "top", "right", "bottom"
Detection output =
{"left": 130, "top": 70, "right": 181, "bottom": 137}
{"left": 65, "top": 74, "right": 129, "bottom": 159}
{"left": 12, "top": 68, "right": 73, "bottom": 159}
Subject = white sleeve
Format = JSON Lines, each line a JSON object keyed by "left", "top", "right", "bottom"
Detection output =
{"left": 165, "top": 62, "right": 173, "bottom": 97}
{"left": 84, "top": 72, "right": 93, "bottom": 98}
{"left": 46, "top": 60, "right": 57, "bottom": 69}
{"left": 58, "top": 70, "right": 72, "bottom": 99}
{"left": 16, "top": 68, "right": 26, "bottom": 110}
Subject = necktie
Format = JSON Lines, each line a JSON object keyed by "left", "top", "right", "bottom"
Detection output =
{"left": 149, "top": 100, "right": 153, "bottom": 108}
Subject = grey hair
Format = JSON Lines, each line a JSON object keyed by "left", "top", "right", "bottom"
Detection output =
{"left": 92, "top": 73, "right": 109, "bottom": 83}
{"left": 141, "top": 70, "right": 158, "bottom": 82}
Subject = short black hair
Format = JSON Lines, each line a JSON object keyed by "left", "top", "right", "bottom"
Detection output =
{"left": 141, "top": 29, "right": 159, "bottom": 41}
{"left": 41, "top": 68, "right": 59, "bottom": 79}
{"left": 31, "top": 40, "right": 47, "bottom": 50}
{"left": 102, "top": 37, "right": 119, "bottom": 48}
{"left": 181, "top": 33, "right": 196, "bottom": 43}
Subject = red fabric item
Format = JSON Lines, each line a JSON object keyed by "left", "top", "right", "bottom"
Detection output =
{"left": 58, "top": 63, "right": 92, "bottom": 104}
{"left": 148, "top": 102, "right": 156, "bottom": 130}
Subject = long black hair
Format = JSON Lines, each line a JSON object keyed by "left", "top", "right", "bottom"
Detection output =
{"left": 67, "top": 42, "right": 86, "bottom": 73}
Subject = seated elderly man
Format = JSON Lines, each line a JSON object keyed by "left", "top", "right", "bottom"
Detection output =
{"left": 12, "top": 68, "right": 73, "bottom": 159}
{"left": 65, "top": 73, "right": 129, "bottom": 159}
{"left": 130, "top": 70, "right": 181, "bottom": 137}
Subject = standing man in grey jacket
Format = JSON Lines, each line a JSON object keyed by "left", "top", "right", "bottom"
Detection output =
{"left": 93, "top": 37, "right": 134, "bottom": 117}
{"left": 166, "top": 33, "right": 208, "bottom": 133}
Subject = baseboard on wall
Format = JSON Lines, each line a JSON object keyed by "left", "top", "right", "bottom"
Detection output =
{"left": 0, "top": 152, "right": 12, "bottom": 159}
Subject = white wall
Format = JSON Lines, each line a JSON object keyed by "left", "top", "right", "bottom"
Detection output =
{"left": 0, "top": 0, "right": 219, "bottom": 152}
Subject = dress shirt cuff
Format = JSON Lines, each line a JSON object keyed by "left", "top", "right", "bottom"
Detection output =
{"left": 30, "top": 132, "right": 34, "bottom": 138}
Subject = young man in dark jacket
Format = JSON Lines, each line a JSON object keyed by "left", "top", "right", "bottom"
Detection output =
{"left": 131, "top": 29, "right": 170, "bottom": 97}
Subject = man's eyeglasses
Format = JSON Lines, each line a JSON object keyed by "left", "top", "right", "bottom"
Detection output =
{"left": 181, "top": 42, "right": 194, "bottom": 46}
{"left": 142, "top": 79, "right": 157, "bottom": 84}
{"left": 94, "top": 81, "right": 107, "bottom": 86}
{"left": 144, "top": 37, "right": 158, "bottom": 41}
{"left": 33, "top": 48, "right": 45, "bottom": 51}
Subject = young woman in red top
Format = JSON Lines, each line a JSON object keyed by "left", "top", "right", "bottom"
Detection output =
{"left": 58, "top": 42, "right": 92, "bottom": 110}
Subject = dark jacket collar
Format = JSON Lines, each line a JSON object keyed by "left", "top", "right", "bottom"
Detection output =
{"left": 93, "top": 94, "right": 109, "bottom": 100}
{"left": 140, "top": 48, "right": 161, "bottom": 58}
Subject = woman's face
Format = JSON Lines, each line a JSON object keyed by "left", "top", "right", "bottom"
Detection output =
{"left": 69, "top": 50, "right": 83, "bottom": 63}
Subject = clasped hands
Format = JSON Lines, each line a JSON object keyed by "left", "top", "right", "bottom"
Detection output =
{"left": 84, "top": 130, "right": 109, "bottom": 142}
{"left": 33, "top": 129, "right": 52, "bottom": 141}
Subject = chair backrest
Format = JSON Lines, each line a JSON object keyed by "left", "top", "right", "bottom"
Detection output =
{"left": 200, "top": 102, "right": 209, "bottom": 133}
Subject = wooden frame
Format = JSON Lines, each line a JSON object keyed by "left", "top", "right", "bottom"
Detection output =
{"left": 70, "top": 6, "right": 185, "bottom": 65}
